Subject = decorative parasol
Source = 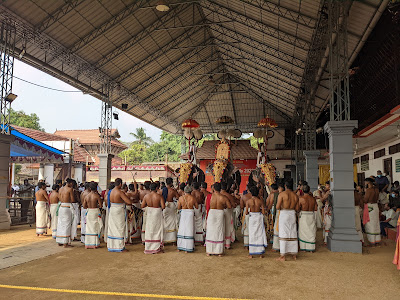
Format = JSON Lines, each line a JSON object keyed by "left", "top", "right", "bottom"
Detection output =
{"left": 257, "top": 115, "right": 278, "bottom": 128}
{"left": 182, "top": 118, "right": 200, "bottom": 129}
{"left": 216, "top": 116, "right": 234, "bottom": 124}
{"left": 182, "top": 118, "right": 200, "bottom": 162}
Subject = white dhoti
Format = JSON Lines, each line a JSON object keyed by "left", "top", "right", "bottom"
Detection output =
{"left": 248, "top": 212, "right": 267, "bottom": 255}
{"left": 81, "top": 207, "right": 87, "bottom": 243}
{"left": 194, "top": 204, "right": 204, "bottom": 243}
{"left": 70, "top": 203, "right": 80, "bottom": 241}
{"left": 50, "top": 203, "right": 59, "bottom": 239}
{"left": 141, "top": 208, "right": 147, "bottom": 244}
{"left": 107, "top": 203, "right": 126, "bottom": 252}
{"left": 355, "top": 206, "right": 364, "bottom": 243}
{"left": 316, "top": 200, "right": 323, "bottom": 229}
{"left": 85, "top": 208, "right": 103, "bottom": 249}
{"left": 279, "top": 210, "right": 298, "bottom": 256}
{"left": 206, "top": 209, "right": 225, "bottom": 255}
{"left": 144, "top": 207, "right": 164, "bottom": 254}
{"left": 131, "top": 203, "right": 142, "bottom": 242}
{"left": 298, "top": 211, "right": 316, "bottom": 252}
{"left": 233, "top": 205, "right": 241, "bottom": 230}
{"left": 365, "top": 203, "right": 381, "bottom": 244}
{"left": 242, "top": 214, "right": 249, "bottom": 247}
{"left": 177, "top": 209, "right": 195, "bottom": 252}
{"left": 272, "top": 210, "right": 280, "bottom": 251}
{"left": 56, "top": 203, "right": 73, "bottom": 245}
{"left": 224, "top": 208, "right": 234, "bottom": 248}
{"left": 125, "top": 205, "right": 134, "bottom": 244}
{"left": 323, "top": 204, "right": 332, "bottom": 244}
{"left": 35, "top": 201, "right": 48, "bottom": 235}
{"left": 163, "top": 202, "right": 177, "bottom": 244}
{"left": 101, "top": 202, "right": 107, "bottom": 242}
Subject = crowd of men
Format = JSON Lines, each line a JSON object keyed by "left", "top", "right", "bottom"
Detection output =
{"left": 32, "top": 170, "right": 399, "bottom": 260}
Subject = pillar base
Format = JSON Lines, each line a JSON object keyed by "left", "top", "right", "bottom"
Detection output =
{"left": 327, "top": 226, "right": 362, "bottom": 253}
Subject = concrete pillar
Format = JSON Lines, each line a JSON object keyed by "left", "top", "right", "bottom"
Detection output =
{"left": 43, "top": 163, "right": 54, "bottom": 189}
{"left": 38, "top": 163, "right": 44, "bottom": 181}
{"left": 10, "top": 163, "right": 15, "bottom": 185}
{"left": 98, "top": 154, "right": 113, "bottom": 191}
{"left": 304, "top": 150, "right": 320, "bottom": 192}
{"left": 324, "top": 120, "right": 361, "bottom": 253}
{"left": 74, "top": 163, "right": 84, "bottom": 184}
{"left": 296, "top": 162, "right": 305, "bottom": 184}
{"left": 0, "top": 134, "right": 14, "bottom": 229}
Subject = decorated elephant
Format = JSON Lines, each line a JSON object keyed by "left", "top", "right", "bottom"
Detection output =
{"left": 206, "top": 161, "right": 241, "bottom": 190}
{"left": 175, "top": 163, "right": 205, "bottom": 186}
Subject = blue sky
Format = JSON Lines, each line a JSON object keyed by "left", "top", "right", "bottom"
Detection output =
{"left": 12, "top": 60, "right": 162, "bottom": 142}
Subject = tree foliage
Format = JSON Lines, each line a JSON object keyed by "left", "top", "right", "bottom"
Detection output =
{"left": 129, "top": 127, "right": 153, "bottom": 147}
{"left": 118, "top": 144, "right": 146, "bottom": 165}
{"left": 9, "top": 108, "right": 43, "bottom": 131}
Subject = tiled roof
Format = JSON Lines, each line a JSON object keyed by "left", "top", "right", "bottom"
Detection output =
{"left": 11, "top": 125, "right": 68, "bottom": 141}
{"left": 54, "top": 129, "right": 127, "bottom": 149}
{"left": 182, "top": 140, "right": 258, "bottom": 160}
{"left": 73, "top": 145, "right": 94, "bottom": 163}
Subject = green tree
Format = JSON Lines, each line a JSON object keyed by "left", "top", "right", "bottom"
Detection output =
{"left": 118, "top": 144, "right": 146, "bottom": 165}
{"left": 9, "top": 108, "right": 43, "bottom": 131}
{"left": 130, "top": 127, "right": 153, "bottom": 147}
{"left": 144, "top": 131, "right": 184, "bottom": 162}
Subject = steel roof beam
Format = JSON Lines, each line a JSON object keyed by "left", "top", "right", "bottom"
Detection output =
{"left": 35, "top": 0, "right": 85, "bottom": 32}
{"left": 69, "top": 0, "right": 148, "bottom": 53}
{"left": 94, "top": 4, "right": 189, "bottom": 68}
{"left": 201, "top": 1, "right": 310, "bottom": 50}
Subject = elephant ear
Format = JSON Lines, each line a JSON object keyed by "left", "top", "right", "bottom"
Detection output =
{"left": 252, "top": 172, "right": 259, "bottom": 183}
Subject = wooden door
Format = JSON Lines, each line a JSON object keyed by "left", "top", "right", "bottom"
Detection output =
{"left": 357, "top": 173, "right": 365, "bottom": 186}
{"left": 384, "top": 158, "right": 393, "bottom": 176}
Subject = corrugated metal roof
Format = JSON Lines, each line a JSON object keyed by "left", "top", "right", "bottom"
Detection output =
{"left": 0, "top": 0, "right": 387, "bottom": 134}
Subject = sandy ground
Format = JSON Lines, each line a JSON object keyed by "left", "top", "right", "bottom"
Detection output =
{"left": 0, "top": 225, "right": 47, "bottom": 250}
{"left": 0, "top": 225, "right": 399, "bottom": 300}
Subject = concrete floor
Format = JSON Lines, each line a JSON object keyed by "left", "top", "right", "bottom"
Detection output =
{"left": 0, "top": 225, "right": 399, "bottom": 300}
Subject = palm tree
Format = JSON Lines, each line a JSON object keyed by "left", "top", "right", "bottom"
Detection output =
{"left": 130, "top": 127, "right": 153, "bottom": 147}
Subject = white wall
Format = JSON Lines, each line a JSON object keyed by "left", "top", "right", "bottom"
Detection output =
{"left": 266, "top": 129, "right": 285, "bottom": 150}
{"left": 354, "top": 139, "right": 400, "bottom": 182}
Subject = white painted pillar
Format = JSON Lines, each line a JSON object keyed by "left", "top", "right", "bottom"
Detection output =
{"left": 303, "top": 150, "right": 320, "bottom": 192}
{"left": 98, "top": 154, "right": 113, "bottom": 191}
{"left": 43, "top": 163, "right": 54, "bottom": 189}
{"left": 38, "top": 163, "right": 45, "bottom": 181}
{"left": 74, "top": 163, "right": 84, "bottom": 184}
{"left": 324, "top": 121, "right": 361, "bottom": 253}
{"left": 0, "top": 134, "right": 14, "bottom": 229}
{"left": 10, "top": 163, "right": 15, "bottom": 185}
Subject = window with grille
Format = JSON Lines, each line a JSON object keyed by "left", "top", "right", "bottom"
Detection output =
{"left": 374, "top": 148, "right": 385, "bottom": 159}
{"left": 389, "top": 143, "right": 400, "bottom": 155}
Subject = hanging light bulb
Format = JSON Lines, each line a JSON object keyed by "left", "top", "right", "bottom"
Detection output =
{"left": 156, "top": 0, "right": 170, "bottom": 12}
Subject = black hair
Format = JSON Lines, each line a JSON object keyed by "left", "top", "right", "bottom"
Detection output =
{"left": 89, "top": 182, "right": 97, "bottom": 191}
{"left": 213, "top": 182, "right": 221, "bottom": 192}
{"left": 150, "top": 182, "right": 157, "bottom": 191}
{"left": 144, "top": 181, "right": 151, "bottom": 190}
{"left": 270, "top": 183, "right": 278, "bottom": 190}
{"left": 221, "top": 181, "right": 228, "bottom": 191}
{"left": 85, "top": 182, "right": 90, "bottom": 189}
{"left": 166, "top": 177, "right": 173, "bottom": 185}
{"left": 122, "top": 183, "right": 128, "bottom": 190}
{"left": 193, "top": 182, "right": 200, "bottom": 190}
{"left": 249, "top": 185, "right": 259, "bottom": 196}
{"left": 325, "top": 181, "right": 330, "bottom": 185}
{"left": 394, "top": 181, "right": 399, "bottom": 185}
{"left": 56, "top": 179, "right": 62, "bottom": 185}
{"left": 66, "top": 178, "right": 73, "bottom": 184}
{"left": 303, "top": 185, "right": 310, "bottom": 194}
{"left": 278, "top": 183, "right": 285, "bottom": 190}
{"left": 179, "top": 182, "right": 186, "bottom": 190}
{"left": 201, "top": 182, "right": 207, "bottom": 189}
{"left": 52, "top": 184, "right": 59, "bottom": 191}
{"left": 128, "top": 183, "right": 135, "bottom": 191}
{"left": 394, "top": 190, "right": 399, "bottom": 195}
{"left": 115, "top": 178, "right": 123, "bottom": 186}
{"left": 285, "top": 180, "right": 293, "bottom": 190}
{"left": 108, "top": 182, "right": 115, "bottom": 190}
{"left": 38, "top": 182, "right": 46, "bottom": 188}
{"left": 365, "top": 178, "right": 374, "bottom": 183}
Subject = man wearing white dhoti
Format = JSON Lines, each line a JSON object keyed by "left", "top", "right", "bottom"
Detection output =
{"left": 142, "top": 182, "right": 165, "bottom": 254}
{"left": 245, "top": 186, "right": 267, "bottom": 258}
{"left": 162, "top": 178, "right": 179, "bottom": 244}
{"left": 364, "top": 178, "right": 381, "bottom": 245}
{"left": 221, "top": 182, "right": 236, "bottom": 249}
{"left": 241, "top": 186, "right": 252, "bottom": 248}
{"left": 80, "top": 183, "right": 90, "bottom": 244}
{"left": 177, "top": 185, "right": 198, "bottom": 252}
{"left": 298, "top": 185, "right": 317, "bottom": 252}
{"left": 266, "top": 184, "right": 280, "bottom": 251}
{"left": 276, "top": 181, "right": 299, "bottom": 261}
{"left": 56, "top": 179, "right": 75, "bottom": 247}
{"left": 126, "top": 183, "right": 139, "bottom": 243}
{"left": 49, "top": 184, "right": 60, "bottom": 239}
{"left": 206, "top": 182, "right": 232, "bottom": 256}
{"left": 354, "top": 188, "right": 364, "bottom": 243}
{"left": 321, "top": 181, "right": 332, "bottom": 245}
{"left": 35, "top": 182, "right": 49, "bottom": 236}
{"left": 84, "top": 182, "right": 103, "bottom": 249}
{"left": 192, "top": 182, "right": 205, "bottom": 244}
{"left": 107, "top": 178, "right": 132, "bottom": 252}
{"left": 140, "top": 181, "right": 151, "bottom": 244}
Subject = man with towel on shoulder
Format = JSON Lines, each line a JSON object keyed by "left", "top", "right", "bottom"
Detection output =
{"left": 245, "top": 185, "right": 267, "bottom": 258}
{"left": 177, "top": 185, "right": 198, "bottom": 252}
{"left": 205, "top": 182, "right": 232, "bottom": 257}
{"left": 56, "top": 179, "right": 75, "bottom": 247}
{"left": 276, "top": 180, "right": 299, "bottom": 261}
{"left": 107, "top": 178, "right": 132, "bottom": 252}
{"left": 35, "top": 182, "right": 49, "bottom": 237}
{"left": 142, "top": 182, "right": 165, "bottom": 254}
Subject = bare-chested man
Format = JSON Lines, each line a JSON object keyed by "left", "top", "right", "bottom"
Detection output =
{"left": 221, "top": 182, "right": 236, "bottom": 249}
{"left": 84, "top": 182, "right": 103, "bottom": 249}
{"left": 56, "top": 179, "right": 75, "bottom": 247}
{"left": 298, "top": 185, "right": 317, "bottom": 252}
{"left": 177, "top": 182, "right": 186, "bottom": 197}
{"left": 364, "top": 178, "right": 381, "bottom": 245}
{"left": 354, "top": 183, "right": 364, "bottom": 243}
{"left": 49, "top": 184, "right": 60, "bottom": 239}
{"left": 245, "top": 185, "right": 267, "bottom": 258}
{"left": 70, "top": 180, "right": 80, "bottom": 241}
{"left": 241, "top": 184, "right": 253, "bottom": 248}
{"left": 80, "top": 182, "right": 91, "bottom": 243}
{"left": 205, "top": 182, "right": 232, "bottom": 256}
{"left": 162, "top": 178, "right": 179, "bottom": 245}
{"left": 107, "top": 178, "right": 132, "bottom": 252}
{"left": 177, "top": 185, "right": 198, "bottom": 252}
{"left": 142, "top": 182, "right": 165, "bottom": 254}
{"left": 140, "top": 181, "right": 151, "bottom": 243}
{"left": 200, "top": 182, "right": 210, "bottom": 199}
{"left": 35, "top": 182, "right": 49, "bottom": 237}
{"left": 192, "top": 182, "right": 205, "bottom": 244}
{"left": 276, "top": 181, "right": 299, "bottom": 261}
